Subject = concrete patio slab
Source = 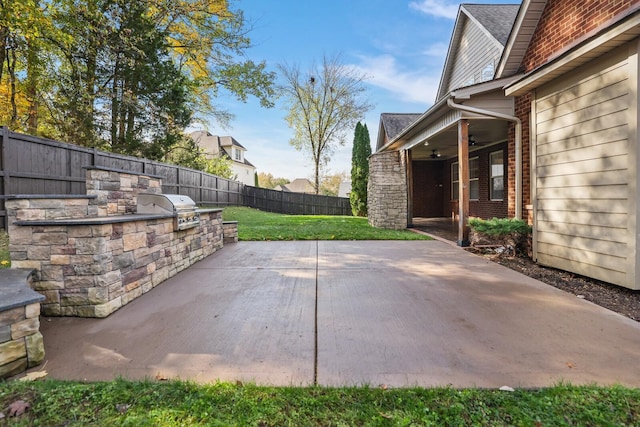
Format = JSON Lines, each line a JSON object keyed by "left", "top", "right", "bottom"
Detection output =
{"left": 35, "top": 240, "right": 640, "bottom": 388}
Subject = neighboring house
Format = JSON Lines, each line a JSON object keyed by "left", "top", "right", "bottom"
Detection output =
{"left": 190, "top": 131, "right": 256, "bottom": 186}
{"left": 369, "top": 0, "right": 640, "bottom": 290}
{"left": 274, "top": 178, "right": 316, "bottom": 193}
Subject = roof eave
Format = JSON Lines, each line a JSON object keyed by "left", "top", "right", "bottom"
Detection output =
{"left": 435, "top": 6, "right": 466, "bottom": 100}
{"left": 496, "top": 0, "right": 547, "bottom": 78}
{"left": 378, "top": 76, "right": 519, "bottom": 153}
{"left": 505, "top": 8, "right": 640, "bottom": 96}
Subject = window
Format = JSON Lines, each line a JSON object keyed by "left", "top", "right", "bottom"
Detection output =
{"left": 469, "top": 157, "right": 479, "bottom": 200}
{"left": 481, "top": 62, "right": 494, "bottom": 82}
{"left": 452, "top": 162, "right": 459, "bottom": 200}
{"left": 451, "top": 157, "right": 479, "bottom": 200}
{"left": 234, "top": 148, "right": 242, "bottom": 162}
{"left": 490, "top": 150, "right": 504, "bottom": 200}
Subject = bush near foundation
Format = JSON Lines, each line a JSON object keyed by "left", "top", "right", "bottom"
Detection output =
{"left": 468, "top": 217, "right": 531, "bottom": 255}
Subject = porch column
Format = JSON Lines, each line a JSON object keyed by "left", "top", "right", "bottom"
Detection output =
{"left": 457, "top": 120, "right": 470, "bottom": 246}
{"left": 406, "top": 150, "right": 414, "bottom": 227}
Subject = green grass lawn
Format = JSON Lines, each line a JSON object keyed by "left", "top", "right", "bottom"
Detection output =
{"left": 221, "top": 206, "right": 431, "bottom": 241}
{"left": 1, "top": 380, "right": 638, "bottom": 426}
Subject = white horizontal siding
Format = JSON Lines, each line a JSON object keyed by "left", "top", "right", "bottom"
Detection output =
{"left": 533, "top": 43, "right": 633, "bottom": 288}
{"left": 447, "top": 18, "right": 502, "bottom": 93}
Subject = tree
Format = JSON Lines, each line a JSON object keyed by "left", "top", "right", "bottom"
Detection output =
{"left": 1, "top": 0, "right": 277, "bottom": 169}
{"left": 163, "top": 135, "right": 234, "bottom": 179}
{"left": 0, "top": 0, "right": 57, "bottom": 135}
{"left": 257, "top": 172, "right": 289, "bottom": 189}
{"left": 278, "top": 54, "right": 373, "bottom": 194}
{"left": 350, "top": 122, "right": 371, "bottom": 216}
{"left": 320, "top": 172, "right": 347, "bottom": 197}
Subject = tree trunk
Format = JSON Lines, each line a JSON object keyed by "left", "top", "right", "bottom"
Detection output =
{"left": 111, "top": 60, "right": 120, "bottom": 149}
{"left": 0, "top": 26, "right": 7, "bottom": 85}
{"left": 26, "top": 36, "right": 39, "bottom": 133}
{"left": 314, "top": 157, "right": 320, "bottom": 195}
{"left": 8, "top": 47, "right": 18, "bottom": 127}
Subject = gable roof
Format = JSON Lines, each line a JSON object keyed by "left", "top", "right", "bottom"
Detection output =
{"left": 464, "top": 4, "right": 521, "bottom": 46}
{"left": 285, "top": 178, "right": 315, "bottom": 193}
{"left": 436, "top": 4, "right": 520, "bottom": 100}
{"left": 219, "top": 146, "right": 255, "bottom": 167}
{"left": 190, "top": 131, "right": 254, "bottom": 167}
{"left": 218, "top": 136, "right": 246, "bottom": 150}
{"left": 381, "top": 113, "right": 423, "bottom": 139}
{"left": 376, "top": 113, "right": 422, "bottom": 150}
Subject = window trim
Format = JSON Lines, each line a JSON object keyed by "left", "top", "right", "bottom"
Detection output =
{"left": 451, "top": 156, "right": 479, "bottom": 201}
{"left": 469, "top": 156, "right": 479, "bottom": 201}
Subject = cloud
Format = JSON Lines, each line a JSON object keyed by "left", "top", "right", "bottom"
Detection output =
{"left": 409, "top": 0, "right": 459, "bottom": 19}
{"left": 351, "top": 54, "right": 440, "bottom": 105}
{"left": 423, "top": 42, "right": 449, "bottom": 58}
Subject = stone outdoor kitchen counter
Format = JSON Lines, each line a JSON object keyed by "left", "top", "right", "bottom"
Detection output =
{"left": 6, "top": 168, "right": 227, "bottom": 319}
{"left": 13, "top": 208, "right": 221, "bottom": 226}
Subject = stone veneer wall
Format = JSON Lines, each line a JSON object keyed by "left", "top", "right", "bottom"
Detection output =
{"left": 86, "top": 167, "right": 163, "bottom": 216}
{"left": 0, "top": 302, "right": 44, "bottom": 378}
{"left": 222, "top": 221, "right": 238, "bottom": 244}
{"left": 367, "top": 151, "right": 408, "bottom": 230}
{"left": 7, "top": 168, "right": 224, "bottom": 318}
{"left": 0, "top": 270, "right": 45, "bottom": 378}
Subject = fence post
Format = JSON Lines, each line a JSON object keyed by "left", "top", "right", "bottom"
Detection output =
{"left": 199, "top": 171, "right": 203, "bottom": 204}
{"left": 1, "top": 127, "right": 8, "bottom": 229}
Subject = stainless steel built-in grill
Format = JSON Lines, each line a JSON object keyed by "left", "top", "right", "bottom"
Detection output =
{"left": 136, "top": 194, "right": 200, "bottom": 231}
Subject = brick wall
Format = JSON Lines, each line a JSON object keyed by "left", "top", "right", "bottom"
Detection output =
{"left": 368, "top": 151, "right": 408, "bottom": 229}
{"left": 509, "top": 95, "right": 532, "bottom": 219}
{"left": 512, "top": 0, "right": 634, "bottom": 221}
{"left": 442, "top": 143, "right": 509, "bottom": 220}
{"left": 521, "top": 0, "right": 638, "bottom": 72}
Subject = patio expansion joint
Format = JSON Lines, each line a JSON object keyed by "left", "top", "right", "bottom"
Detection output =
{"left": 313, "top": 240, "right": 319, "bottom": 386}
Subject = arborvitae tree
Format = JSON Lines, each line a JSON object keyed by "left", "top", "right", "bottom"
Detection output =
{"left": 254, "top": 172, "right": 259, "bottom": 187}
{"left": 350, "top": 122, "right": 371, "bottom": 216}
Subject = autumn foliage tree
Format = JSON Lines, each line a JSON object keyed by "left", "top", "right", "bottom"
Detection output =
{"left": 257, "top": 172, "right": 290, "bottom": 189}
{"left": 350, "top": 122, "right": 371, "bottom": 216}
{"left": 0, "top": 0, "right": 276, "bottom": 169}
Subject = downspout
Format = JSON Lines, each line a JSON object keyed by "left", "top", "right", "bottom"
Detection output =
{"left": 447, "top": 97, "right": 523, "bottom": 220}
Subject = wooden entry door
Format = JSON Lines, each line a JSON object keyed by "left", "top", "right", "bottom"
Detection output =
{"left": 412, "top": 161, "right": 444, "bottom": 217}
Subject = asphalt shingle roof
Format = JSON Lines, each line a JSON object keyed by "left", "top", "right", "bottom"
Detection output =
{"left": 463, "top": 4, "right": 520, "bottom": 46}
{"left": 381, "top": 113, "right": 422, "bottom": 140}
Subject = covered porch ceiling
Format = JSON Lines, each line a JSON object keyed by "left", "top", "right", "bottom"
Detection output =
{"left": 410, "top": 119, "right": 510, "bottom": 160}
{"left": 380, "top": 76, "right": 519, "bottom": 160}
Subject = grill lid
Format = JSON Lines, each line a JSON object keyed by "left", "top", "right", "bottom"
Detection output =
{"left": 137, "top": 193, "right": 197, "bottom": 215}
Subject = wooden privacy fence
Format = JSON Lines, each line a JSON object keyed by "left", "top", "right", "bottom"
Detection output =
{"left": 0, "top": 128, "right": 351, "bottom": 228}
{"left": 244, "top": 186, "right": 351, "bottom": 216}
{"left": 0, "top": 128, "right": 242, "bottom": 228}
